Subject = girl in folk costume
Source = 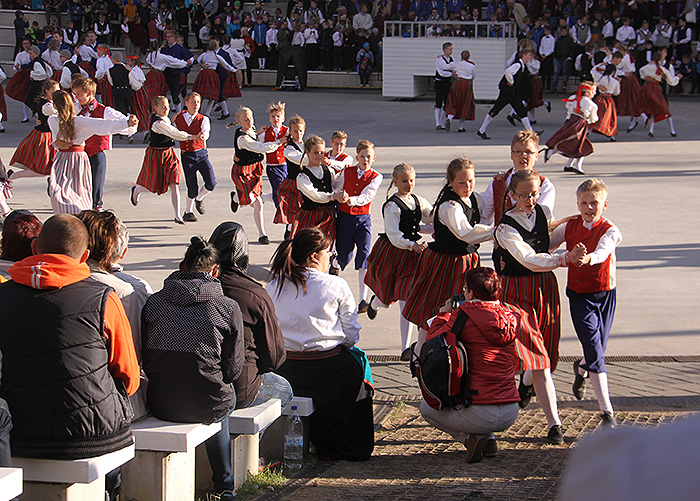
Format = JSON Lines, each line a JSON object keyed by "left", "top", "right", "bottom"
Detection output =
{"left": 42, "top": 39, "right": 63, "bottom": 82}
{"left": 6, "top": 39, "right": 33, "bottom": 123}
{"left": 144, "top": 51, "right": 188, "bottom": 104}
{"left": 95, "top": 44, "right": 114, "bottom": 107}
{"left": 639, "top": 49, "right": 679, "bottom": 138}
{"left": 591, "top": 60, "right": 621, "bottom": 141}
{"left": 492, "top": 168, "right": 586, "bottom": 445}
{"left": 293, "top": 135, "right": 345, "bottom": 243}
{"left": 274, "top": 115, "right": 306, "bottom": 239}
{"left": 126, "top": 55, "right": 151, "bottom": 137}
{"left": 543, "top": 82, "right": 598, "bottom": 175}
{"left": 47, "top": 90, "right": 137, "bottom": 214}
{"left": 9, "top": 80, "right": 59, "bottom": 182}
{"left": 227, "top": 106, "right": 284, "bottom": 244}
{"left": 444, "top": 50, "right": 476, "bottom": 133}
{"left": 402, "top": 158, "right": 493, "bottom": 352}
{"left": 610, "top": 44, "right": 647, "bottom": 133}
{"left": 364, "top": 163, "right": 433, "bottom": 361}
{"left": 75, "top": 33, "right": 98, "bottom": 79}
{"left": 193, "top": 39, "right": 228, "bottom": 117}
{"left": 131, "top": 95, "right": 202, "bottom": 224}
{"left": 216, "top": 37, "right": 242, "bottom": 119}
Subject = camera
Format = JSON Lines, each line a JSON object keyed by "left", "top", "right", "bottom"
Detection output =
{"left": 451, "top": 294, "right": 466, "bottom": 309}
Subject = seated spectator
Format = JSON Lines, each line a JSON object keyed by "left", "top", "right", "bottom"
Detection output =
{"left": 77, "top": 209, "right": 153, "bottom": 420}
{"left": 208, "top": 222, "right": 292, "bottom": 414}
{"left": 0, "top": 210, "right": 42, "bottom": 280}
{"left": 419, "top": 267, "right": 521, "bottom": 463}
{"left": 266, "top": 227, "right": 374, "bottom": 461}
{"left": 353, "top": 2, "right": 374, "bottom": 32}
{"left": 356, "top": 41, "right": 375, "bottom": 87}
{"left": 0, "top": 214, "right": 139, "bottom": 500}
{"left": 142, "top": 236, "right": 244, "bottom": 501}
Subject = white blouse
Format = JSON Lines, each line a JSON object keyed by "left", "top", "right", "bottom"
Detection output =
{"left": 594, "top": 74, "right": 620, "bottom": 95}
{"left": 48, "top": 115, "right": 133, "bottom": 145}
{"left": 297, "top": 165, "right": 342, "bottom": 204}
{"left": 437, "top": 193, "right": 493, "bottom": 245}
{"left": 383, "top": 194, "right": 433, "bottom": 250}
{"left": 452, "top": 60, "right": 476, "bottom": 80}
{"left": 283, "top": 140, "right": 304, "bottom": 165}
{"left": 639, "top": 62, "right": 680, "bottom": 86}
{"left": 42, "top": 49, "right": 62, "bottom": 70}
{"left": 128, "top": 65, "right": 146, "bottom": 91}
{"left": 565, "top": 95, "right": 598, "bottom": 123}
{"left": 95, "top": 54, "right": 113, "bottom": 80}
{"left": 266, "top": 269, "right": 361, "bottom": 352}
{"left": 151, "top": 115, "right": 193, "bottom": 141}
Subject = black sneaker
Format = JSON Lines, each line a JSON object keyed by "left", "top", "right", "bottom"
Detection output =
{"left": 130, "top": 186, "right": 138, "bottom": 206}
{"left": 366, "top": 295, "right": 378, "bottom": 320}
{"left": 195, "top": 199, "right": 205, "bottom": 214}
{"left": 183, "top": 212, "right": 198, "bottom": 222}
{"left": 230, "top": 191, "right": 239, "bottom": 213}
{"left": 173, "top": 218, "right": 185, "bottom": 225}
{"left": 572, "top": 360, "right": 586, "bottom": 400}
{"left": 547, "top": 425, "right": 564, "bottom": 445}
{"left": 518, "top": 376, "right": 535, "bottom": 409}
{"left": 258, "top": 235, "right": 270, "bottom": 245}
{"left": 219, "top": 113, "right": 231, "bottom": 121}
{"left": 483, "top": 438, "right": 498, "bottom": 458}
{"left": 601, "top": 411, "right": 617, "bottom": 428}
{"left": 476, "top": 130, "right": 491, "bottom": 140}
{"left": 357, "top": 300, "right": 370, "bottom": 313}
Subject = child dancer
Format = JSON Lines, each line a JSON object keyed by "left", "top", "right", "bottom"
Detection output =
{"left": 59, "top": 49, "right": 88, "bottom": 90}
{"left": 9, "top": 79, "right": 59, "bottom": 182}
{"left": 591, "top": 60, "right": 621, "bottom": 141}
{"left": 492, "top": 168, "right": 586, "bottom": 444}
{"left": 639, "top": 50, "right": 679, "bottom": 138}
{"left": 612, "top": 44, "right": 647, "bottom": 133}
{"left": 402, "top": 158, "right": 493, "bottom": 352}
{"left": 25, "top": 45, "right": 51, "bottom": 114}
{"left": 127, "top": 55, "right": 151, "bottom": 140}
{"left": 131, "top": 95, "right": 203, "bottom": 224}
{"left": 324, "top": 130, "right": 354, "bottom": 174}
{"left": 95, "top": 44, "right": 114, "bottom": 107}
{"left": 543, "top": 82, "right": 598, "bottom": 175}
{"left": 6, "top": 40, "right": 33, "bottom": 122}
{"left": 274, "top": 115, "right": 305, "bottom": 239}
{"left": 227, "top": 106, "right": 284, "bottom": 244}
{"left": 444, "top": 50, "right": 476, "bottom": 133}
{"left": 174, "top": 92, "right": 216, "bottom": 222}
{"left": 549, "top": 178, "right": 622, "bottom": 427}
{"left": 365, "top": 163, "right": 432, "bottom": 360}
{"left": 258, "top": 101, "right": 289, "bottom": 209}
{"left": 335, "top": 140, "right": 383, "bottom": 312}
{"left": 193, "top": 39, "right": 225, "bottom": 116}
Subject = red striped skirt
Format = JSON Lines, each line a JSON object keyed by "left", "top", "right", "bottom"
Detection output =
{"left": 365, "top": 235, "right": 420, "bottom": 305}
{"left": 231, "top": 161, "right": 263, "bottom": 206}
{"left": 526, "top": 75, "right": 544, "bottom": 111}
{"left": 131, "top": 87, "right": 151, "bottom": 132}
{"left": 0, "top": 84, "right": 6, "bottom": 120}
{"left": 222, "top": 71, "right": 242, "bottom": 98}
{"left": 136, "top": 146, "right": 181, "bottom": 195}
{"left": 10, "top": 129, "right": 55, "bottom": 175}
{"left": 6, "top": 70, "right": 30, "bottom": 102}
{"left": 144, "top": 70, "right": 169, "bottom": 98}
{"left": 501, "top": 272, "right": 560, "bottom": 372}
{"left": 640, "top": 80, "right": 670, "bottom": 122}
{"left": 273, "top": 177, "right": 302, "bottom": 224}
{"left": 402, "top": 248, "right": 480, "bottom": 330}
{"left": 52, "top": 69, "right": 62, "bottom": 82}
{"left": 617, "top": 75, "right": 642, "bottom": 117}
{"left": 79, "top": 61, "right": 96, "bottom": 79}
{"left": 545, "top": 115, "right": 593, "bottom": 159}
{"left": 192, "top": 69, "right": 221, "bottom": 101}
{"left": 445, "top": 78, "right": 475, "bottom": 120}
{"left": 98, "top": 78, "right": 113, "bottom": 107}
{"left": 592, "top": 94, "right": 618, "bottom": 137}
{"left": 292, "top": 206, "right": 336, "bottom": 242}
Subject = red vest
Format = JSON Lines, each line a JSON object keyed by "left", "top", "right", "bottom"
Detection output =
{"left": 83, "top": 101, "right": 111, "bottom": 157}
{"left": 338, "top": 165, "right": 379, "bottom": 216}
{"left": 263, "top": 125, "right": 288, "bottom": 165}
{"left": 173, "top": 112, "right": 206, "bottom": 152}
{"left": 492, "top": 168, "right": 546, "bottom": 224}
{"left": 565, "top": 215, "right": 615, "bottom": 293}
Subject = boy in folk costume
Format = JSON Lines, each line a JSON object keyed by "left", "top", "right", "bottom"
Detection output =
{"left": 257, "top": 101, "right": 289, "bottom": 210}
{"left": 324, "top": 130, "right": 353, "bottom": 174}
{"left": 434, "top": 42, "right": 454, "bottom": 130}
{"left": 591, "top": 57, "right": 621, "bottom": 141}
{"left": 59, "top": 49, "right": 88, "bottom": 90}
{"left": 107, "top": 52, "right": 133, "bottom": 120}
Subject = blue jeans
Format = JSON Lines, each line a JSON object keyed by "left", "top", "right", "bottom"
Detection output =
{"left": 244, "top": 373, "right": 293, "bottom": 439}
{"left": 552, "top": 58, "right": 571, "bottom": 92}
{"left": 205, "top": 407, "right": 235, "bottom": 492}
{"left": 89, "top": 151, "right": 107, "bottom": 208}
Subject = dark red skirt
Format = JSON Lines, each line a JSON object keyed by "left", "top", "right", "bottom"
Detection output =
{"left": 131, "top": 87, "right": 151, "bottom": 132}
{"left": 501, "top": 272, "right": 560, "bottom": 372}
{"left": 79, "top": 61, "right": 96, "bottom": 79}
{"left": 402, "top": 248, "right": 480, "bottom": 330}
{"left": 222, "top": 71, "right": 242, "bottom": 98}
{"left": 10, "top": 129, "right": 55, "bottom": 175}
{"left": 365, "top": 235, "right": 420, "bottom": 305}
{"left": 6, "top": 69, "right": 30, "bottom": 102}
{"left": 52, "top": 69, "right": 62, "bottom": 82}
{"left": 136, "top": 146, "right": 181, "bottom": 194}
{"left": 231, "top": 161, "right": 263, "bottom": 206}
{"left": 97, "top": 78, "right": 113, "bottom": 107}
{"left": 192, "top": 69, "right": 220, "bottom": 100}
{"left": 0, "top": 84, "right": 6, "bottom": 120}
{"left": 445, "top": 78, "right": 475, "bottom": 120}
{"left": 545, "top": 115, "right": 594, "bottom": 159}
{"left": 292, "top": 206, "right": 336, "bottom": 243}
{"left": 273, "top": 177, "right": 302, "bottom": 224}
{"left": 592, "top": 94, "right": 618, "bottom": 137}
{"left": 617, "top": 74, "right": 642, "bottom": 117}
{"left": 144, "top": 70, "right": 169, "bottom": 98}
{"left": 526, "top": 75, "right": 544, "bottom": 111}
{"left": 640, "top": 80, "right": 670, "bottom": 122}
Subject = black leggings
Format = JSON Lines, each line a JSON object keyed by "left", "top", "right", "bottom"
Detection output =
{"left": 488, "top": 86, "right": 527, "bottom": 119}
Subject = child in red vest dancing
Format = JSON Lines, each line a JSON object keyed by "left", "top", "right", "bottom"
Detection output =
{"left": 258, "top": 101, "right": 289, "bottom": 211}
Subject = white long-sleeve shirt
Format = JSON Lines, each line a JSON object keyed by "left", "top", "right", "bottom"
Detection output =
{"left": 128, "top": 65, "right": 146, "bottom": 91}
{"left": 42, "top": 49, "right": 62, "bottom": 70}
{"left": 636, "top": 27, "right": 652, "bottom": 45}
{"left": 304, "top": 27, "right": 319, "bottom": 44}
{"left": 593, "top": 74, "right": 620, "bottom": 95}
{"left": 198, "top": 50, "right": 221, "bottom": 70}
{"left": 383, "top": 194, "right": 433, "bottom": 249}
{"left": 437, "top": 193, "right": 493, "bottom": 245}
{"left": 236, "top": 130, "right": 280, "bottom": 155}
{"left": 0, "top": 66, "right": 5, "bottom": 83}
{"left": 266, "top": 27, "right": 278, "bottom": 46}
{"left": 151, "top": 115, "right": 193, "bottom": 142}
{"left": 95, "top": 54, "right": 113, "bottom": 80}
{"left": 651, "top": 23, "right": 673, "bottom": 45}
{"left": 504, "top": 61, "right": 524, "bottom": 85}
{"left": 526, "top": 58, "right": 541, "bottom": 75}
{"left": 480, "top": 170, "right": 556, "bottom": 226}
{"left": 616, "top": 25, "right": 636, "bottom": 43}
{"left": 297, "top": 165, "right": 342, "bottom": 204}
{"left": 48, "top": 114, "right": 132, "bottom": 145}
{"left": 146, "top": 51, "right": 189, "bottom": 71}
{"left": 565, "top": 94, "right": 598, "bottom": 123}
{"left": 435, "top": 54, "right": 454, "bottom": 77}
{"left": 266, "top": 268, "right": 361, "bottom": 352}
{"left": 336, "top": 167, "right": 383, "bottom": 208}
{"left": 639, "top": 62, "right": 680, "bottom": 86}
{"left": 14, "top": 51, "right": 30, "bottom": 69}
{"left": 60, "top": 62, "right": 88, "bottom": 89}
{"left": 283, "top": 140, "right": 305, "bottom": 165}
{"left": 539, "top": 34, "right": 556, "bottom": 57}
{"left": 549, "top": 217, "right": 622, "bottom": 267}
{"left": 77, "top": 44, "right": 98, "bottom": 62}
{"left": 452, "top": 60, "right": 476, "bottom": 79}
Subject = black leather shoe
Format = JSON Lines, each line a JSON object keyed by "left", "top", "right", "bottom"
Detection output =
{"left": 572, "top": 360, "right": 586, "bottom": 400}
{"left": 230, "top": 191, "right": 239, "bottom": 213}
{"left": 183, "top": 212, "right": 198, "bottom": 222}
{"left": 477, "top": 130, "right": 491, "bottom": 140}
{"left": 195, "top": 199, "right": 205, "bottom": 214}
{"left": 648, "top": 132, "right": 654, "bottom": 138}
{"left": 400, "top": 347, "right": 412, "bottom": 361}
{"left": 173, "top": 218, "right": 185, "bottom": 225}
{"left": 601, "top": 411, "right": 617, "bottom": 428}
{"left": 547, "top": 425, "right": 564, "bottom": 445}
{"left": 626, "top": 122, "right": 637, "bottom": 133}
{"left": 258, "top": 235, "right": 270, "bottom": 245}
{"left": 518, "top": 377, "right": 535, "bottom": 409}
{"left": 357, "top": 300, "right": 370, "bottom": 314}
{"left": 130, "top": 186, "right": 138, "bottom": 206}
{"left": 366, "top": 295, "right": 378, "bottom": 320}
{"left": 218, "top": 113, "right": 231, "bottom": 120}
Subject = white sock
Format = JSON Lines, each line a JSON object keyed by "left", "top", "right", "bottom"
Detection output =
{"left": 435, "top": 108, "right": 441, "bottom": 127}
{"left": 0, "top": 122, "right": 4, "bottom": 131}
{"left": 640, "top": 112, "right": 648, "bottom": 121}
{"left": 521, "top": 116, "right": 533, "bottom": 131}
{"left": 629, "top": 117, "right": 637, "bottom": 128}
{"left": 648, "top": 117, "right": 656, "bottom": 134}
{"left": 458, "top": 119, "right": 465, "bottom": 129}
{"left": 220, "top": 100, "right": 229, "bottom": 116}
{"left": 259, "top": 58, "right": 265, "bottom": 67}
{"left": 479, "top": 114, "right": 493, "bottom": 133}
{"left": 169, "top": 183, "right": 181, "bottom": 220}
{"left": 186, "top": 197, "right": 195, "bottom": 213}
{"left": 589, "top": 372, "right": 614, "bottom": 414}
{"left": 447, "top": 114, "right": 454, "bottom": 121}
{"left": 196, "top": 186, "right": 211, "bottom": 201}
{"left": 9, "top": 169, "right": 42, "bottom": 180}
{"left": 530, "top": 109, "right": 537, "bottom": 122}
{"left": 399, "top": 301, "right": 414, "bottom": 352}
{"left": 565, "top": 157, "right": 574, "bottom": 168}
{"left": 232, "top": 191, "right": 240, "bottom": 204}
{"left": 252, "top": 197, "right": 266, "bottom": 237}
{"left": 0, "top": 194, "right": 11, "bottom": 215}
{"left": 522, "top": 369, "right": 533, "bottom": 386}
{"left": 22, "top": 104, "right": 32, "bottom": 121}
{"left": 205, "top": 99, "right": 215, "bottom": 116}
{"left": 575, "top": 157, "right": 584, "bottom": 171}
{"left": 370, "top": 296, "right": 388, "bottom": 309}
{"left": 668, "top": 117, "right": 676, "bottom": 135}
{"left": 132, "top": 185, "right": 147, "bottom": 204}
{"left": 577, "top": 361, "right": 588, "bottom": 377}
{"left": 358, "top": 268, "right": 368, "bottom": 301}
{"left": 532, "top": 369, "right": 561, "bottom": 428}
{"left": 440, "top": 109, "right": 446, "bottom": 126}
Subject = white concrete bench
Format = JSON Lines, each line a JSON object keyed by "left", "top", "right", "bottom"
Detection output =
{"left": 12, "top": 443, "right": 134, "bottom": 501}
{"left": 120, "top": 418, "right": 222, "bottom": 501}
{"left": 0, "top": 467, "right": 22, "bottom": 500}
{"left": 282, "top": 396, "right": 315, "bottom": 417}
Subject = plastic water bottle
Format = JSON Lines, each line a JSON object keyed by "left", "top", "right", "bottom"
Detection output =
{"left": 283, "top": 405, "right": 303, "bottom": 471}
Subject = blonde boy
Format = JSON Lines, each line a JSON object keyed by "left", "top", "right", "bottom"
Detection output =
{"left": 258, "top": 101, "right": 289, "bottom": 209}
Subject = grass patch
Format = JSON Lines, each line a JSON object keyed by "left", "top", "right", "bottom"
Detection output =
{"left": 234, "top": 467, "right": 289, "bottom": 500}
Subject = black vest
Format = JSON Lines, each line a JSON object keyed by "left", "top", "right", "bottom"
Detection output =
{"left": 34, "top": 97, "right": 51, "bottom": 132}
{"left": 500, "top": 61, "right": 525, "bottom": 92}
{"left": 428, "top": 189, "right": 480, "bottom": 255}
{"left": 109, "top": 63, "right": 131, "bottom": 91}
{"left": 0, "top": 277, "right": 133, "bottom": 459}
{"left": 435, "top": 55, "right": 454, "bottom": 80}
{"left": 285, "top": 139, "right": 303, "bottom": 180}
{"left": 149, "top": 114, "right": 175, "bottom": 148}
{"left": 300, "top": 166, "right": 333, "bottom": 210}
{"left": 382, "top": 194, "right": 421, "bottom": 242}
{"left": 233, "top": 128, "right": 264, "bottom": 166}
{"left": 64, "top": 60, "right": 81, "bottom": 76}
{"left": 492, "top": 204, "right": 549, "bottom": 276}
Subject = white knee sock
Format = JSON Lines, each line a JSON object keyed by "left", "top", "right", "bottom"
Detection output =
{"left": 205, "top": 99, "right": 215, "bottom": 116}
{"left": 532, "top": 369, "right": 561, "bottom": 428}
{"left": 447, "top": 114, "right": 454, "bottom": 121}
{"left": 458, "top": 119, "right": 465, "bottom": 130}
{"left": 575, "top": 158, "right": 584, "bottom": 171}
{"left": 668, "top": 117, "right": 676, "bottom": 135}
{"left": 399, "top": 300, "right": 414, "bottom": 352}
{"left": 9, "top": 169, "right": 42, "bottom": 180}
{"left": 435, "top": 108, "right": 441, "bottom": 127}
{"left": 440, "top": 109, "right": 447, "bottom": 126}
{"left": 640, "top": 112, "right": 648, "bottom": 121}
{"left": 196, "top": 186, "right": 211, "bottom": 201}
{"left": 22, "top": 103, "right": 32, "bottom": 121}
{"left": 648, "top": 117, "right": 656, "bottom": 134}
{"left": 530, "top": 109, "right": 537, "bottom": 122}
{"left": 521, "top": 117, "right": 533, "bottom": 131}
{"left": 628, "top": 117, "right": 637, "bottom": 129}
{"left": 186, "top": 197, "right": 195, "bottom": 213}
{"left": 479, "top": 114, "right": 493, "bottom": 133}
{"left": 522, "top": 369, "right": 534, "bottom": 386}
{"left": 169, "top": 184, "right": 181, "bottom": 220}
{"left": 589, "top": 372, "right": 613, "bottom": 414}
{"left": 358, "top": 268, "right": 368, "bottom": 301}
{"left": 565, "top": 157, "right": 574, "bottom": 168}
{"left": 252, "top": 197, "right": 266, "bottom": 237}
{"left": 132, "top": 185, "right": 147, "bottom": 204}
{"left": 232, "top": 190, "right": 240, "bottom": 204}
{"left": 220, "top": 100, "right": 229, "bottom": 116}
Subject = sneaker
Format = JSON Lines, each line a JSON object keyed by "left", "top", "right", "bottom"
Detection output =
{"left": 366, "top": 295, "right": 378, "bottom": 320}
{"left": 547, "top": 425, "right": 564, "bottom": 445}
{"left": 518, "top": 377, "right": 535, "bottom": 409}
{"left": 130, "top": 186, "right": 139, "bottom": 206}
{"left": 400, "top": 347, "right": 412, "bottom": 361}
{"left": 464, "top": 434, "right": 487, "bottom": 463}
{"left": 195, "top": 199, "right": 205, "bottom": 214}
{"left": 572, "top": 360, "right": 586, "bottom": 400}
{"left": 483, "top": 438, "right": 498, "bottom": 458}
{"left": 208, "top": 490, "right": 235, "bottom": 501}
{"left": 230, "top": 191, "right": 239, "bottom": 213}
{"left": 476, "top": 130, "right": 491, "bottom": 140}
{"left": 183, "top": 212, "right": 198, "bottom": 222}
{"left": 258, "top": 235, "right": 270, "bottom": 245}
{"left": 173, "top": 218, "right": 185, "bottom": 225}
{"left": 601, "top": 411, "right": 617, "bottom": 428}
{"left": 357, "top": 300, "right": 370, "bottom": 314}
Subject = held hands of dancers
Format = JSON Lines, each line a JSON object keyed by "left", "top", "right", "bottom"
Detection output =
{"left": 333, "top": 190, "right": 349, "bottom": 203}
{"left": 565, "top": 243, "right": 587, "bottom": 266}
{"left": 411, "top": 241, "right": 427, "bottom": 254}
{"left": 127, "top": 114, "right": 139, "bottom": 127}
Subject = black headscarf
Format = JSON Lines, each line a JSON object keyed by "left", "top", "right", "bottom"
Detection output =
{"left": 208, "top": 221, "right": 249, "bottom": 273}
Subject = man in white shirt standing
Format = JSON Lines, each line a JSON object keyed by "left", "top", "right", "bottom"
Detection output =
{"left": 434, "top": 42, "right": 454, "bottom": 130}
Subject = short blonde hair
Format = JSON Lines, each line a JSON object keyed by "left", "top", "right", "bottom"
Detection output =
{"left": 268, "top": 101, "right": 286, "bottom": 113}
{"left": 235, "top": 106, "right": 253, "bottom": 122}
{"left": 331, "top": 130, "right": 347, "bottom": 141}
{"left": 71, "top": 75, "right": 97, "bottom": 96}
{"left": 356, "top": 139, "right": 374, "bottom": 154}
{"left": 288, "top": 115, "right": 305, "bottom": 128}
{"left": 511, "top": 129, "right": 539, "bottom": 149}
{"left": 185, "top": 91, "right": 201, "bottom": 102}
{"left": 576, "top": 178, "right": 608, "bottom": 199}
{"left": 151, "top": 95, "right": 168, "bottom": 112}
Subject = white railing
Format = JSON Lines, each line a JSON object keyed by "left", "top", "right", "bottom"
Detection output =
{"left": 384, "top": 20, "right": 518, "bottom": 39}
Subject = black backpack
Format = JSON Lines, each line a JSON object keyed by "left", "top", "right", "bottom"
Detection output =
{"left": 410, "top": 309, "right": 477, "bottom": 411}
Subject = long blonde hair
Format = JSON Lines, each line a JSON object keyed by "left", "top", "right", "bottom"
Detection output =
{"left": 53, "top": 90, "right": 76, "bottom": 142}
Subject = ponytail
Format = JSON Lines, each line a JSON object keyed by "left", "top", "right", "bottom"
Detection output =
{"left": 53, "top": 90, "right": 76, "bottom": 142}
{"left": 180, "top": 236, "right": 220, "bottom": 272}
{"left": 385, "top": 179, "right": 395, "bottom": 200}
{"left": 269, "top": 227, "right": 331, "bottom": 295}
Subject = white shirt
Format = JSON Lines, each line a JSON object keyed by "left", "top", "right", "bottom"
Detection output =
{"left": 128, "top": 65, "right": 146, "bottom": 91}
{"left": 437, "top": 193, "right": 493, "bottom": 245}
{"left": 539, "top": 34, "right": 556, "bottom": 57}
{"left": 565, "top": 94, "right": 598, "bottom": 123}
{"left": 0, "top": 66, "right": 5, "bottom": 83}
{"left": 236, "top": 129, "right": 281, "bottom": 154}
{"left": 593, "top": 74, "right": 620, "bottom": 95}
{"left": 526, "top": 58, "right": 541, "bottom": 75}
{"left": 452, "top": 60, "right": 476, "bottom": 79}
{"left": 352, "top": 12, "right": 373, "bottom": 31}
{"left": 14, "top": 51, "right": 31, "bottom": 69}
{"left": 304, "top": 27, "right": 319, "bottom": 44}
{"left": 42, "top": 49, "right": 62, "bottom": 70}
{"left": 336, "top": 168, "right": 383, "bottom": 207}
{"left": 602, "top": 20, "right": 614, "bottom": 39}
{"left": 549, "top": 217, "right": 622, "bottom": 267}
{"left": 383, "top": 194, "right": 433, "bottom": 249}
{"left": 63, "top": 28, "right": 79, "bottom": 46}
{"left": 95, "top": 54, "right": 113, "bottom": 80}
{"left": 283, "top": 140, "right": 305, "bottom": 165}
{"left": 435, "top": 54, "right": 454, "bottom": 78}
{"left": 325, "top": 152, "right": 354, "bottom": 173}
{"left": 636, "top": 27, "right": 652, "bottom": 45}
{"left": 48, "top": 114, "right": 132, "bottom": 145}
{"left": 198, "top": 50, "right": 220, "bottom": 70}
{"left": 77, "top": 44, "right": 98, "bottom": 62}
{"left": 616, "top": 25, "right": 636, "bottom": 43}
{"left": 266, "top": 269, "right": 361, "bottom": 352}
{"left": 60, "top": 62, "right": 88, "bottom": 89}
{"left": 332, "top": 30, "right": 343, "bottom": 47}
{"left": 639, "top": 62, "right": 680, "bottom": 86}
{"left": 30, "top": 58, "right": 51, "bottom": 81}
{"left": 146, "top": 51, "right": 189, "bottom": 71}
{"left": 291, "top": 31, "right": 305, "bottom": 46}
{"left": 178, "top": 111, "right": 211, "bottom": 142}
{"left": 297, "top": 165, "right": 342, "bottom": 203}
{"left": 504, "top": 61, "right": 523, "bottom": 85}
{"left": 266, "top": 27, "right": 278, "bottom": 46}
{"left": 674, "top": 27, "right": 692, "bottom": 44}
{"left": 480, "top": 170, "right": 556, "bottom": 226}
{"left": 151, "top": 114, "right": 193, "bottom": 141}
